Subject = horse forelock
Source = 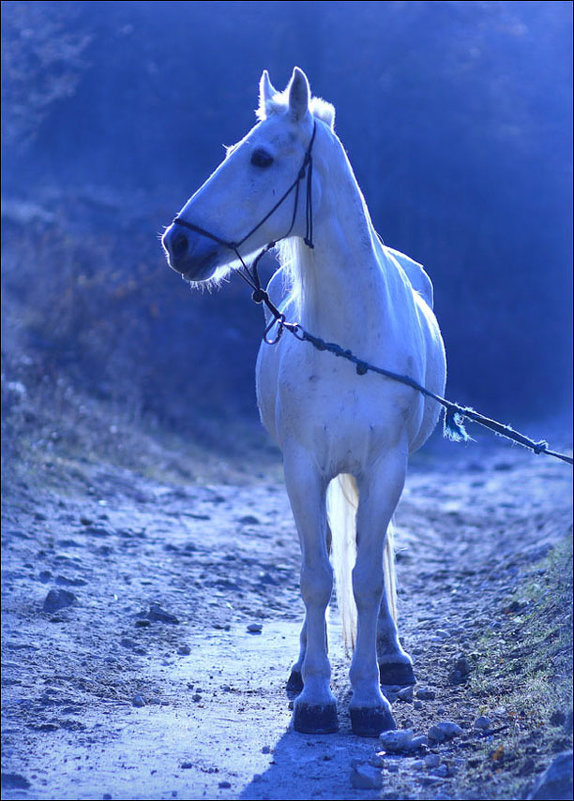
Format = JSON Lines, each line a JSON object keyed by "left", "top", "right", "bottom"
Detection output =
{"left": 257, "top": 91, "right": 335, "bottom": 130}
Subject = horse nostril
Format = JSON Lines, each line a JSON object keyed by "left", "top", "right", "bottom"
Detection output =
{"left": 171, "top": 230, "right": 189, "bottom": 258}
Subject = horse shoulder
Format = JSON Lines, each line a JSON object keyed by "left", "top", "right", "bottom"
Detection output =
{"left": 385, "top": 247, "right": 434, "bottom": 310}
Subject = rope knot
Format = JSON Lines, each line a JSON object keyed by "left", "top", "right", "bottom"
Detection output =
{"left": 251, "top": 288, "right": 267, "bottom": 304}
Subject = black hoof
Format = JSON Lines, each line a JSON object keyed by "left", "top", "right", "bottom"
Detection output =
{"left": 293, "top": 701, "right": 338, "bottom": 734}
{"left": 286, "top": 669, "right": 304, "bottom": 699}
{"left": 350, "top": 705, "right": 396, "bottom": 737}
{"left": 379, "top": 662, "right": 416, "bottom": 687}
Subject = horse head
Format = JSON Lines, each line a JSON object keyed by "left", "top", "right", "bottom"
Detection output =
{"left": 162, "top": 68, "right": 333, "bottom": 284}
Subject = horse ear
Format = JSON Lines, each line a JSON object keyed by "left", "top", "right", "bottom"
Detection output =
{"left": 258, "top": 70, "right": 277, "bottom": 119}
{"left": 288, "top": 67, "right": 310, "bottom": 122}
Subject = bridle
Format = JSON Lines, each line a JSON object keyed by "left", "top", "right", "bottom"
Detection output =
{"left": 172, "top": 121, "right": 317, "bottom": 342}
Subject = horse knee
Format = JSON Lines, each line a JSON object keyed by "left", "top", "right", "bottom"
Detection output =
{"left": 352, "top": 563, "right": 383, "bottom": 610}
{"left": 300, "top": 562, "right": 333, "bottom": 607}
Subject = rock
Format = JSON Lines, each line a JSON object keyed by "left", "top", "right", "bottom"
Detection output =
{"left": 43, "top": 588, "right": 76, "bottom": 613}
{"left": 177, "top": 645, "right": 191, "bottom": 655}
{"left": 432, "top": 764, "right": 449, "bottom": 778}
{"left": 428, "top": 721, "right": 463, "bottom": 743}
{"left": 181, "top": 762, "right": 193, "bottom": 769}
{"left": 247, "top": 623, "right": 263, "bottom": 634}
{"left": 397, "top": 686, "right": 414, "bottom": 702}
{"left": 550, "top": 710, "right": 566, "bottom": 727}
{"left": 239, "top": 515, "right": 260, "bottom": 526}
{"left": 474, "top": 715, "right": 492, "bottom": 730}
{"left": 56, "top": 575, "right": 88, "bottom": 587}
{"left": 1, "top": 774, "right": 31, "bottom": 790}
{"left": 416, "top": 687, "right": 436, "bottom": 701}
{"left": 379, "top": 729, "right": 427, "bottom": 754}
{"left": 448, "top": 654, "right": 471, "bottom": 684}
{"left": 218, "top": 781, "right": 231, "bottom": 789}
{"left": 424, "top": 754, "right": 440, "bottom": 769}
{"left": 528, "top": 751, "right": 573, "bottom": 800}
{"left": 413, "top": 700, "right": 423, "bottom": 710}
{"left": 350, "top": 762, "right": 383, "bottom": 790}
{"left": 132, "top": 694, "right": 146, "bottom": 707}
{"left": 146, "top": 603, "right": 179, "bottom": 624}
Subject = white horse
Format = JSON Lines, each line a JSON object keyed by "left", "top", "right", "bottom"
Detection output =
{"left": 162, "top": 68, "right": 446, "bottom": 737}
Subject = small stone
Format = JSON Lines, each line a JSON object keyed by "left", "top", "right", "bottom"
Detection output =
{"left": 239, "top": 515, "right": 260, "bottom": 526}
{"left": 192, "top": 694, "right": 202, "bottom": 702}
{"left": 549, "top": 710, "right": 566, "bottom": 727}
{"left": 416, "top": 687, "right": 436, "bottom": 701}
{"left": 350, "top": 762, "right": 383, "bottom": 790}
{"left": 474, "top": 715, "right": 492, "bottom": 730}
{"left": 181, "top": 762, "right": 193, "bottom": 770}
{"left": 414, "top": 700, "right": 423, "bottom": 710}
{"left": 43, "top": 588, "right": 76, "bottom": 613}
{"left": 528, "top": 751, "right": 573, "bottom": 800}
{"left": 397, "top": 686, "right": 414, "bottom": 702}
{"left": 1, "top": 774, "right": 31, "bottom": 790}
{"left": 132, "top": 694, "right": 146, "bottom": 707}
{"left": 177, "top": 645, "right": 191, "bottom": 655}
{"left": 428, "top": 721, "right": 463, "bottom": 743}
{"left": 424, "top": 754, "right": 440, "bottom": 769}
{"left": 218, "top": 781, "right": 231, "bottom": 789}
{"left": 261, "top": 745, "right": 271, "bottom": 754}
{"left": 135, "top": 619, "right": 151, "bottom": 628}
{"left": 449, "top": 654, "right": 472, "bottom": 684}
{"left": 432, "top": 764, "right": 448, "bottom": 778}
{"left": 247, "top": 623, "right": 263, "bottom": 634}
{"left": 379, "top": 729, "right": 427, "bottom": 754}
{"left": 146, "top": 603, "right": 179, "bottom": 624}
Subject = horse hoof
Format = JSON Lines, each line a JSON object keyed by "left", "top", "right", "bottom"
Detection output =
{"left": 286, "top": 669, "right": 304, "bottom": 699}
{"left": 293, "top": 701, "right": 339, "bottom": 734}
{"left": 350, "top": 705, "right": 396, "bottom": 738}
{"left": 379, "top": 662, "right": 416, "bottom": 687}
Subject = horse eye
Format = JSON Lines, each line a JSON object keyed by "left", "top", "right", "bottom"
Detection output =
{"left": 251, "top": 148, "right": 274, "bottom": 168}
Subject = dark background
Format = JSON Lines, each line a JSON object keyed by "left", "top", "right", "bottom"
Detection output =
{"left": 2, "top": 0, "right": 572, "bottom": 443}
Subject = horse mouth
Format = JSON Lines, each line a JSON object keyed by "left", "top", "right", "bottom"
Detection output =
{"left": 162, "top": 225, "right": 226, "bottom": 283}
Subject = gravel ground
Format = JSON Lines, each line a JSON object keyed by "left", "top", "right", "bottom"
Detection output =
{"left": 1, "top": 397, "right": 572, "bottom": 800}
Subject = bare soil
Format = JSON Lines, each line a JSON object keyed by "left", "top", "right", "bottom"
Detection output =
{"left": 1, "top": 379, "right": 572, "bottom": 801}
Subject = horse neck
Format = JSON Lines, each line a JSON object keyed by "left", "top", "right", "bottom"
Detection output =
{"left": 282, "top": 126, "right": 399, "bottom": 346}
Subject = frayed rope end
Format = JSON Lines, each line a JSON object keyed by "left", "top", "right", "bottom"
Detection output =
{"left": 443, "top": 406, "right": 473, "bottom": 443}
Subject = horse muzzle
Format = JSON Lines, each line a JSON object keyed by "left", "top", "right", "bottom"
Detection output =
{"left": 162, "top": 225, "right": 223, "bottom": 282}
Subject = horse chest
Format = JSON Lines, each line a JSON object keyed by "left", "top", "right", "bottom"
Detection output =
{"left": 275, "top": 359, "right": 410, "bottom": 473}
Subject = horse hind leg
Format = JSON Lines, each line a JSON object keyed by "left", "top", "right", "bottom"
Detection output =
{"left": 377, "top": 520, "right": 416, "bottom": 687}
{"left": 283, "top": 450, "right": 338, "bottom": 733}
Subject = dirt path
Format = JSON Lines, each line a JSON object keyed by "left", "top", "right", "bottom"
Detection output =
{"left": 1, "top": 420, "right": 572, "bottom": 800}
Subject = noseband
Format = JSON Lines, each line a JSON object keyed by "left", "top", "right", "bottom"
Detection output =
{"left": 172, "top": 122, "right": 317, "bottom": 339}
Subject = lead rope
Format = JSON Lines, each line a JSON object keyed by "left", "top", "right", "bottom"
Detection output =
{"left": 251, "top": 290, "right": 573, "bottom": 465}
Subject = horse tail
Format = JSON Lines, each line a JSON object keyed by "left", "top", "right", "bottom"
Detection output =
{"left": 327, "top": 474, "right": 397, "bottom": 652}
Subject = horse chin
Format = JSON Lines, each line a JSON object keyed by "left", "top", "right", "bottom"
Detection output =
{"left": 176, "top": 251, "right": 226, "bottom": 284}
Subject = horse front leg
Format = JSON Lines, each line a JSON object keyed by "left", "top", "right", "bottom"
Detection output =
{"left": 283, "top": 449, "right": 338, "bottom": 733}
{"left": 349, "top": 452, "right": 408, "bottom": 736}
